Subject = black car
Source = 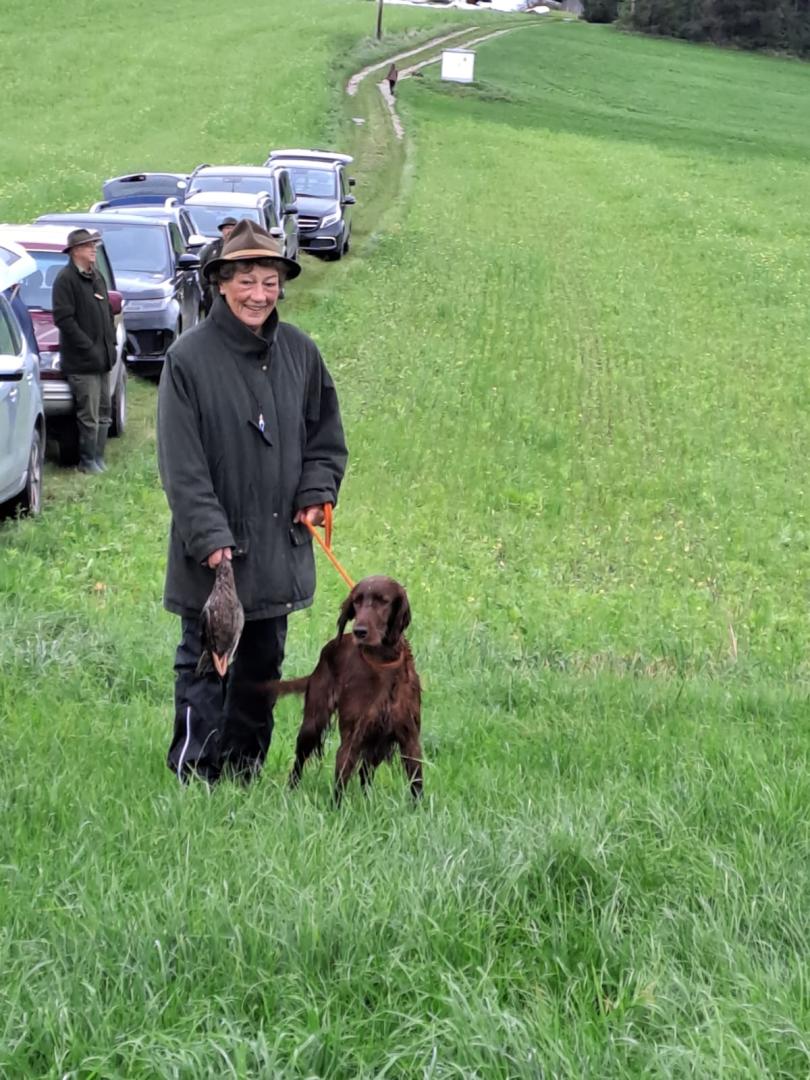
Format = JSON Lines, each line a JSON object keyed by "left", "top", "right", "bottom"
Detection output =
{"left": 36, "top": 212, "right": 202, "bottom": 370}
{"left": 264, "top": 149, "right": 356, "bottom": 260}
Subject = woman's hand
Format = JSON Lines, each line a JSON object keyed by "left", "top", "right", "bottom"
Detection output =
{"left": 207, "top": 547, "right": 233, "bottom": 569}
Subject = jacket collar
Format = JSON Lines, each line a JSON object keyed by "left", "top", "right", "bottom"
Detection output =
{"left": 210, "top": 294, "right": 278, "bottom": 357}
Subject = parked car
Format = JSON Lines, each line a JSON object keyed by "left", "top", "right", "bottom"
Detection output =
{"left": 182, "top": 191, "right": 286, "bottom": 251}
{"left": 186, "top": 164, "right": 299, "bottom": 259}
{"left": 99, "top": 172, "right": 189, "bottom": 207}
{"left": 88, "top": 201, "right": 203, "bottom": 253}
{"left": 263, "top": 149, "right": 356, "bottom": 260}
{"left": 36, "top": 212, "right": 201, "bottom": 372}
{"left": 0, "top": 240, "right": 45, "bottom": 515}
{"left": 0, "top": 224, "right": 128, "bottom": 464}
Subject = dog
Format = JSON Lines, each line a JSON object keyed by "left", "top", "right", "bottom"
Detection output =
{"left": 272, "top": 576, "right": 422, "bottom": 803}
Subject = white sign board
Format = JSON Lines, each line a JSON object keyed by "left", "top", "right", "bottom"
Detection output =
{"left": 441, "top": 49, "right": 475, "bottom": 84}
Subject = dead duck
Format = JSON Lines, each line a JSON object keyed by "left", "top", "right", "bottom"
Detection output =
{"left": 196, "top": 556, "right": 245, "bottom": 679}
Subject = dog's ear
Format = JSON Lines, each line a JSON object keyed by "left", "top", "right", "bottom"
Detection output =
{"left": 385, "top": 586, "right": 411, "bottom": 646}
{"left": 337, "top": 589, "right": 357, "bottom": 637}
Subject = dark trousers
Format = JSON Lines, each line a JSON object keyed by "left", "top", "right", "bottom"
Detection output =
{"left": 168, "top": 616, "right": 287, "bottom": 784}
{"left": 67, "top": 372, "right": 111, "bottom": 462}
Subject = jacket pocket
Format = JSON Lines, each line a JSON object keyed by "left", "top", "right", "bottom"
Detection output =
{"left": 229, "top": 519, "right": 254, "bottom": 558}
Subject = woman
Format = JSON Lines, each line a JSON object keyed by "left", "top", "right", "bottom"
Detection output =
{"left": 157, "top": 219, "right": 348, "bottom": 783}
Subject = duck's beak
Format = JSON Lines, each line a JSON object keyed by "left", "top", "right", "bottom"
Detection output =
{"left": 212, "top": 652, "right": 229, "bottom": 678}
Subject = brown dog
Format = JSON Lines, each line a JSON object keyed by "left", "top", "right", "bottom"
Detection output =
{"left": 273, "top": 576, "right": 422, "bottom": 803}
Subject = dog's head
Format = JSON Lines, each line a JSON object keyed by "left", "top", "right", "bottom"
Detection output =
{"left": 337, "top": 575, "right": 411, "bottom": 648}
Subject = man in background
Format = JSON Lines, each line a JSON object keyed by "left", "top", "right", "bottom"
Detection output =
{"left": 198, "top": 216, "right": 237, "bottom": 315}
{"left": 52, "top": 228, "right": 116, "bottom": 474}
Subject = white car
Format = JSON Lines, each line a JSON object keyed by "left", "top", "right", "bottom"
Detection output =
{"left": 0, "top": 239, "right": 45, "bottom": 515}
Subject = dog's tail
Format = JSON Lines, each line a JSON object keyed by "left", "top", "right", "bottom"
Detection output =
{"left": 267, "top": 676, "right": 310, "bottom": 698}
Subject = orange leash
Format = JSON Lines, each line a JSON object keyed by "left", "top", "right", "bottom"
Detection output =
{"left": 303, "top": 503, "right": 356, "bottom": 589}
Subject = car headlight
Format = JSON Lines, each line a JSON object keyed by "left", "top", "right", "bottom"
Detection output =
{"left": 126, "top": 298, "right": 170, "bottom": 312}
{"left": 320, "top": 211, "right": 341, "bottom": 228}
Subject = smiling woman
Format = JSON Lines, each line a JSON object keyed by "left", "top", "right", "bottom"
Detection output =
{"left": 156, "top": 217, "right": 346, "bottom": 787}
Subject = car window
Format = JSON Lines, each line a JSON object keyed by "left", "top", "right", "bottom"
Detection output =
{"left": 95, "top": 246, "right": 114, "bottom": 290}
{"left": 191, "top": 175, "right": 273, "bottom": 197}
{"left": 168, "top": 223, "right": 185, "bottom": 258}
{"left": 338, "top": 168, "right": 347, "bottom": 199}
{"left": 0, "top": 296, "right": 22, "bottom": 356}
{"left": 187, "top": 205, "right": 261, "bottom": 237}
{"left": 178, "top": 211, "right": 194, "bottom": 243}
{"left": 287, "top": 168, "right": 337, "bottom": 199}
{"left": 92, "top": 223, "right": 172, "bottom": 274}
{"left": 19, "top": 251, "right": 67, "bottom": 309}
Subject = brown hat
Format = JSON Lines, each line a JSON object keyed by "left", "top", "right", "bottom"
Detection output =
{"left": 62, "top": 227, "right": 102, "bottom": 253}
{"left": 203, "top": 218, "right": 301, "bottom": 281}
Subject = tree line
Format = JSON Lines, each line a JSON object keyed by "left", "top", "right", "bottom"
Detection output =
{"left": 582, "top": 0, "right": 810, "bottom": 57}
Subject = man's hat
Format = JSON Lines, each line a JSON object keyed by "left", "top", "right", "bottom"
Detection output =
{"left": 217, "top": 216, "right": 238, "bottom": 231}
{"left": 203, "top": 218, "right": 301, "bottom": 281}
{"left": 62, "top": 227, "right": 102, "bottom": 254}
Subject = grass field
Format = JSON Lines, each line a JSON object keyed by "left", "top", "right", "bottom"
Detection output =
{"left": 2, "top": 3, "right": 810, "bottom": 1076}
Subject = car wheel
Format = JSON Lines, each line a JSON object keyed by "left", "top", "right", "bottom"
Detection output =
{"left": 109, "top": 366, "right": 128, "bottom": 438}
{"left": 343, "top": 232, "right": 351, "bottom": 256}
{"left": 16, "top": 428, "right": 44, "bottom": 516}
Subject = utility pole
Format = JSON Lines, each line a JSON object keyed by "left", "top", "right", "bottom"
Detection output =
{"left": 376, "top": 0, "right": 384, "bottom": 40}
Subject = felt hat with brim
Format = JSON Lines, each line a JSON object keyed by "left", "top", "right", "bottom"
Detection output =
{"left": 217, "top": 216, "right": 238, "bottom": 230}
{"left": 204, "top": 218, "right": 301, "bottom": 281}
{"left": 63, "top": 227, "right": 102, "bottom": 253}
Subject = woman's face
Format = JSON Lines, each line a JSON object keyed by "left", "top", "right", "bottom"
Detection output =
{"left": 219, "top": 264, "right": 281, "bottom": 329}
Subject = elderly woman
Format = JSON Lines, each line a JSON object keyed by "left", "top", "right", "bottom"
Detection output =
{"left": 157, "top": 219, "right": 348, "bottom": 784}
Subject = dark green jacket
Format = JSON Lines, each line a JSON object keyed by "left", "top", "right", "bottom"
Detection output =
{"left": 157, "top": 296, "right": 348, "bottom": 619}
{"left": 52, "top": 260, "right": 116, "bottom": 375}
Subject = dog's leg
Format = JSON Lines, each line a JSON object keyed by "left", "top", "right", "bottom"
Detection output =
{"left": 287, "top": 667, "right": 334, "bottom": 789}
{"left": 333, "top": 743, "right": 360, "bottom": 806}
{"left": 358, "top": 759, "right": 374, "bottom": 794}
{"left": 399, "top": 735, "right": 424, "bottom": 800}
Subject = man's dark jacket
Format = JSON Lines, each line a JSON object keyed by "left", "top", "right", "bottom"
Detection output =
{"left": 198, "top": 238, "right": 223, "bottom": 314}
{"left": 157, "top": 296, "right": 348, "bottom": 620}
{"left": 51, "top": 260, "right": 116, "bottom": 375}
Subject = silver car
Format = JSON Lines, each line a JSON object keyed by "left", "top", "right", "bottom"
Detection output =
{"left": 0, "top": 240, "right": 45, "bottom": 515}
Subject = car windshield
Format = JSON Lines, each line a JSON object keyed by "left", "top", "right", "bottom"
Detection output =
{"left": 187, "top": 206, "right": 261, "bottom": 237}
{"left": 287, "top": 167, "right": 336, "bottom": 199}
{"left": 94, "top": 223, "right": 171, "bottom": 274}
{"left": 18, "top": 250, "right": 68, "bottom": 310}
{"left": 191, "top": 176, "right": 274, "bottom": 197}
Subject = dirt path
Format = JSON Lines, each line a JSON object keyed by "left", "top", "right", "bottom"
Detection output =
{"left": 346, "top": 28, "right": 479, "bottom": 97}
{"left": 347, "top": 25, "right": 528, "bottom": 142}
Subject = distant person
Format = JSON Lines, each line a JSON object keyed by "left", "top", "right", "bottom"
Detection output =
{"left": 387, "top": 63, "right": 399, "bottom": 98}
{"left": 52, "top": 228, "right": 117, "bottom": 474}
{"left": 198, "top": 217, "right": 237, "bottom": 315}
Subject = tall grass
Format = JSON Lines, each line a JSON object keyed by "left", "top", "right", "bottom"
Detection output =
{"left": 2, "top": 8, "right": 809, "bottom": 1077}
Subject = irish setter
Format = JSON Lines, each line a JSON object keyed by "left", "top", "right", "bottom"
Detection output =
{"left": 272, "top": 576, "right": 422, "bottom": 803}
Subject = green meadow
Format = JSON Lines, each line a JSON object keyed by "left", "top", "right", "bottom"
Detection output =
{"left": 2, "top": 2, "right": 810, "bottom": 1075}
